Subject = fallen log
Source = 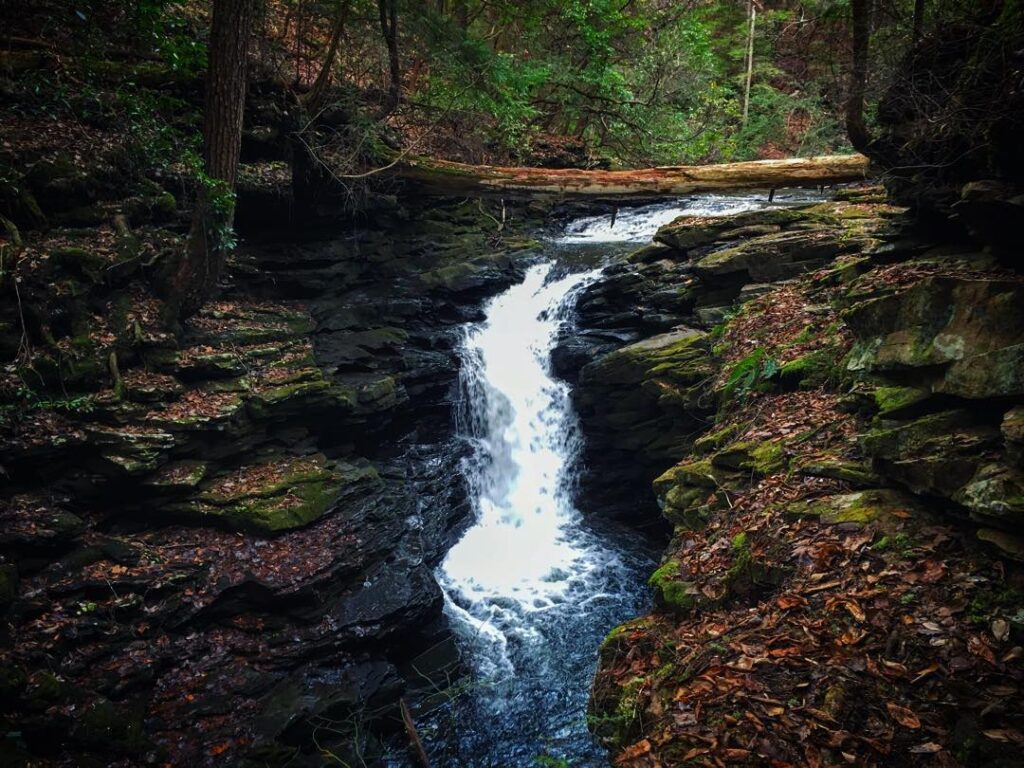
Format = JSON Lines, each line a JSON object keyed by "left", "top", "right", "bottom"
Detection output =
{"left": 388, "top": 153, "right": 870, "bottom": 198}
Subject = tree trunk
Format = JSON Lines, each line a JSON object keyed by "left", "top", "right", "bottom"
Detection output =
{"left": 846, "top": 0, "right": 872, "bottom": 153}
{"left": 169, "top": 0, "right": 255, "bottom": 320}
{"left": 306, "top": 1, "right": 350, "bottom": 115}
{"left": 913, "top": 0, "right": 925, "bottom": 42}
{"left": 385, "top": 153, "right": 870, "bottom": 198}
{"left": 376, "top": 0, "right": 401, "bottom": 119}
{"left": 742, "top": 1, "right": 757, "bottom": 127}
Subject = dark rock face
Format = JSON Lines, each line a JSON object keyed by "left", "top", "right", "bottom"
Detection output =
{"left": 866, "top": 1, "right": 1024, "bottom": 253}
{"left": 559, "top": 194, "right": 904, "bottom": 521}
{"left": 584, "top": 191, "right": 1024, "bottom": 766}
{"left": 574, "top": 329, "right": 715, "bottom": 521}
{"left": 844, "top": 274, "right": 1024, "bottom": 551}
{"left": 0, "top": 198, "right": 534, "bottom": 766}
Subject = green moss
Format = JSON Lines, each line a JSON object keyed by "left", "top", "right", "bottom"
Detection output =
{"left": 599, "top": 622, "right": 630, "bottom": 652}
{"left": 143, "top": 460, "right": 207, "bottom": 490}
{"left": 731, "top": 532, "right": 749, "bottom": 552}
{"left": 778, "top": 348, "right": 837, "bottom": 389}
{"left": 50, "top": 246, "right": 108, "bottom": 281}
{"left": 246, "top": 378, "right": 332, "bottom": 419}
{"left": 693, "top": 422, "right": 746, "bottom": 455}
{"left": 786, "top": 489, "right": 918, "bottom": 526}
{"left": 648, "top": 559, "right": 698, "bottom": 615}
{"left": 796, "top": 459, "right": 880, "bottom": 487}
{"left": 187, "top": 458, "right": 380, "bottom": 534}
{"left": 712, "top": 440, "right": 787, "bottom": 475}
{"left": 873, "top": 386, "right": 930, "bottom": 418}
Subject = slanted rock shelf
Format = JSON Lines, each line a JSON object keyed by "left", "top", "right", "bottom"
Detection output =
{"left": 0, "top": 190, "right": 534, "bottom": 765}
{"left": 573, "top": 187, "right": 1024, "bottom": 766}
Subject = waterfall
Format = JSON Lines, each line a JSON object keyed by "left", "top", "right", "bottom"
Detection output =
{"left": 427, "top": 190, "right": 823, "bottom": 766}
{"left": 433, "top": 262, "right": 646, "bottom": 765}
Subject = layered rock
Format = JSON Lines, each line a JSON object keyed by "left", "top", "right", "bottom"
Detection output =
{"left": 561, "top": 191, "right": 906, "bottom": 518}
{"left": 0, "top": 192, "right": 534, "bottom": 766}
{"left": 863, "top": 1, "right": 1024, "bottom": 254}
{"left": 581, "top": 192, "right": 1024, "bottom": 767}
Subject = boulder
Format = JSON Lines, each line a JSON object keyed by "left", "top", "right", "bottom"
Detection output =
{"left": 574, "top": 328, "right": 715, "bottom": 519}
{"left": 861, "top": 410, "right": 1000, "bottom": 500}
{"left": 846, "top": 277, "right": 1024, "bottom": 399}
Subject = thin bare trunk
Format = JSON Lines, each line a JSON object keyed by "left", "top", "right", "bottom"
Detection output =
{"left": 913, "top": 0, "right": 925, "bottom": 42}
{"left": 306, "top": 1, "right": 350, "bottom": 114}
{"left": 846, "top": 0, "right": 872, "bottom": 153}
{"left": 399, "top": 699, "right": 430, "bottom": 768}
{"left": 376, "top": 0, "right": 401, "bottom": 119}
{"left": 742, "top": 1, "right": 757, "bottom": 127}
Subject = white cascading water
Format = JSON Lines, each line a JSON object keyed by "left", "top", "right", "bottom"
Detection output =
{"left": 441, "top": 264, "right": 609, "bottom": 667}
{"left": 431, "top": 189, "right": 823, "bottom": 766}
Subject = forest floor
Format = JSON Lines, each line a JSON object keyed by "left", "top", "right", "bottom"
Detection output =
{"left": 588, "top": 197, "right": 1024, "bottom": 767}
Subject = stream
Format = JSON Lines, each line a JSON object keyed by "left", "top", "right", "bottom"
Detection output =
{"left": 415, "top": 190, "right": 821, "bottom": 767}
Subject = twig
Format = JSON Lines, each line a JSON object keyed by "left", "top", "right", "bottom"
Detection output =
{"left": 399, "top": 698, "right": 431, "bottom": 768}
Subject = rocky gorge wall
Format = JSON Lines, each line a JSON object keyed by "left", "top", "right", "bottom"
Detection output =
{"left": 573, "top": 187, "right": 1024, "bottom": 766}
{"left": 0, "top": 164, "right": 540, "bottom": 765}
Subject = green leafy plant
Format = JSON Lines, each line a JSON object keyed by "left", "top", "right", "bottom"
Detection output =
{"left": 723, "top": 348, "right": 780, "bottom": 398}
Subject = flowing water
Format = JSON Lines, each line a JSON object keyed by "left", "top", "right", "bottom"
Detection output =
{"left": 422, "top": 190, "right": 822, "bottom": 767}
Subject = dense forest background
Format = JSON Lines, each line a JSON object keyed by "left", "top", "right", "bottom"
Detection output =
{"left": 4, "top": 0, "right": 943, "bottom": 171}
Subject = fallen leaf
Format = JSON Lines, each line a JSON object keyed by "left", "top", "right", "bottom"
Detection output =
{"left": 886, "top": 702, "right": 921, "bottom": 729}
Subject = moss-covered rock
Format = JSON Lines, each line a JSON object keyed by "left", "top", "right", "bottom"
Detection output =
{"left": 648, "top": 559, "right": 699, "bottom": 615}
{"left": 786, "top": 489, "right": 920, "bottom": 526}
{"left": 143, "top": 460, "right": 208, "bottom": 490}
{"left": 711, "top": 440, "right": 787, "bottom": 475}
{"left": 954, "top": 463, "right": 1024, "bottom": 530}
{"left": 861, "top": 410, "right": 1000, "bottom": 499}
{"left": 85, "top": 424, "right": 178, "bottom": 477}
{"left": 653, "top": 457, "right": 743, "bottom": 528}
{"left": 778, "top": 347, "right": 839, "bottom": 390}
{"left": 692, "top": 228, "right": 857, "bottom": 286}
{"left": 654, "top": 207, "right": 811, "bottom": 251}
{"left": 180, "top": 455, "right": 380, "bottom": 533}
{"left": 871, "top": 385, "right": 931, "bottom": 418}
{"left": 692, "top": 421, "right": 748, "bottom": 455}
{"left": 795, "top": 459, "right": 881, "bottom": 487}
{"left": 845, "top": 277, "right": 1024, "bottom": 399}
{"left": 574, "top": 328, "right": 717, "bottom": 519}
{"left": 50, "top": 246, "right": 109, "bottom": 282}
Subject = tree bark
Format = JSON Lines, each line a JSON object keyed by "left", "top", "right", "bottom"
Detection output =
{"left": 846, "top": 0, "right": 872, "bottom": 153}
{"left": 169, "top": 0, "right": 256, "bottom": 320}
{"left": 306, "top": 1, "right": 350, "bottom": 115}
{"left": 385, "top": 153, "right": 871, "bottom": 198}
{"left": 376, "top": 0, "right": 401, "bottom": 119}
{"left": 913, "top": 0, "right": 925, "bottom": 42}
{"left": 742, "top": 1, "right": 757, "bottom": 127}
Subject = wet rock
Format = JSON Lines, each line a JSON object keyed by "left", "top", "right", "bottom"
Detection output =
{"left": 846, "top": 277, "right": 1024, "bottom": 399}
{"left": 176, "top": 454, "right": 380, "bottom": 534}
{"left": 861, "top": 409, "right": 1000, "bottom": 500}
{"left": 575, "top": 328, "right": 715, "bottom": 520}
